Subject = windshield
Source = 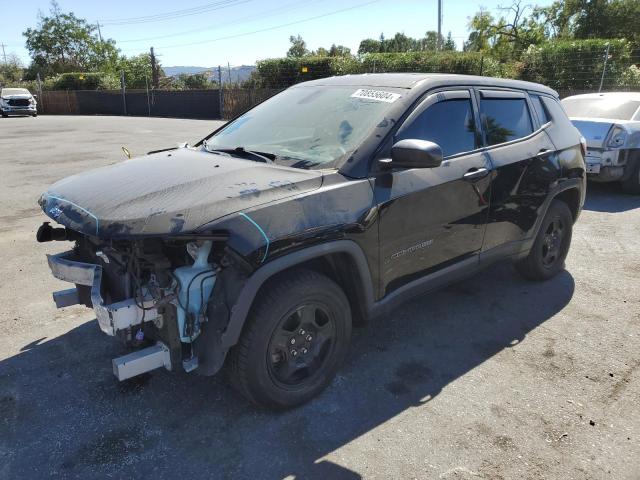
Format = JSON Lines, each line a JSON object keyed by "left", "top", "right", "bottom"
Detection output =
{"left": 1, "top": 88, "right": 30, "bottom": 97}
{"left": 204, "top": 85, "right": 402, "bottom": 169}
{"left": 561, "top": 96, "right": 640, "bottom": 120}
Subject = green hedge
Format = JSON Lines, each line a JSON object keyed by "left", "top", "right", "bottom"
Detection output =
{"left": 253, "top": 39, "right": 638, "bottom": 91}
{"left": 47, "top": 72, "right": 120, "bottom": 90}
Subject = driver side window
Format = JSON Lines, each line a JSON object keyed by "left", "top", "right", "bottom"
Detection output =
{"left": 396, "top": 98, "right": 478, "bottom": 157}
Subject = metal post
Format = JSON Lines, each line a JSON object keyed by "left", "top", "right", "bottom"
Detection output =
{"left": 598, "top": 43, "right": 610, "bottom": 93}
{"left": 218, "top": 65, "right": 223, "bottom": 119}
{"left": 36, "top": 72, "right": 44, "bottom": 113}
{"left": 145, "top": 76, "right": 151, "bottom": 117}
{"left": 120, "top": 70, "right": 127, "bottom": 116}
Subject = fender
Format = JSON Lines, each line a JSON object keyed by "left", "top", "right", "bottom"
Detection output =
{"left": 221, "top": 239, "right": 375, "bottom": 348}
{"left": 520, "top": 177, "right": 585, "bottom": 254}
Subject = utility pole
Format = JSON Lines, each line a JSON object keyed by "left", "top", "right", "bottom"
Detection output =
{"left": 150, "top": 47, "right": 159, "bottom": 90}
{"left": 437, "top": 0, "right": 443, "bottom": 51}
{"left": 218, "top": 65, "right": 223, "bottom": 119}
{"left": 0, "top": 43, "right": 7, "bottom": 64}
{"left": 96, "top": 21, "right": 103, "bottom": 42}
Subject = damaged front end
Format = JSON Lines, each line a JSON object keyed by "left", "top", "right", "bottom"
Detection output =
{"left": 39, "top": 224, "right": 240, "bottom": 381}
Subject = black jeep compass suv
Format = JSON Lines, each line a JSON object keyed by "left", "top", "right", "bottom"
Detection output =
{"left": 38, "top": 74, "right": 586, "bottom": 409}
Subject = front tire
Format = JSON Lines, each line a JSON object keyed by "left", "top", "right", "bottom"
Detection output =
{"left": 515, "top": 200, "right": 573, "bottom": 281}
{"left": 227, "top": 269, "right": 352, "bottom": 410}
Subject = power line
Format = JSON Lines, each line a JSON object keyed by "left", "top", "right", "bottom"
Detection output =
{"left": 101, "top": 0, "right": 251, "bottom": 26}
{"left": 115, "top": 0, "right": 318, "bottom": 44}
{"left": 139, "top": 0, "right": 382, "bottom": 50}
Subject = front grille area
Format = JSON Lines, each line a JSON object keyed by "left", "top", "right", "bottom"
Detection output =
{"left": 8, "top": 98, "right": 30, "bottom": 107}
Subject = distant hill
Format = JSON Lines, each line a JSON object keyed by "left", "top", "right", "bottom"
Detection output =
{"left": 163, "top": 65, "right": 256, "bottom": 84}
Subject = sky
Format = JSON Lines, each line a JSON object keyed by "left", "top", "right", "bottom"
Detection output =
{"left": 1, "top": 0, "right": 553, "bottom": 68}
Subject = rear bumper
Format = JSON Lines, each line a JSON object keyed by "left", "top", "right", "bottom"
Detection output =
{"left": 585, "top": 148, "right": 636, "bottom": 182}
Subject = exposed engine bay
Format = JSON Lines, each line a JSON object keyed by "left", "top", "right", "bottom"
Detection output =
{"left": 38, "top": 222, "right": 246, "bottom": 380}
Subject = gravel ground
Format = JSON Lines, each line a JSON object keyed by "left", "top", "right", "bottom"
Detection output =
{"left": 0, "top": 115, "right": 638, "bottom": 480}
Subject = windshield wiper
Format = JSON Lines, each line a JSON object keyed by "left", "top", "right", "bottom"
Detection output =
{"left": 205, "top": 146, "right": 275, "bottom": 164}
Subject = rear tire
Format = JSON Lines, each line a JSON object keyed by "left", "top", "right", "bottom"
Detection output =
{"left": 32, "top": 113, "right": 38, "bottom": 117}
{"left": 515, "top": 200, "right": 573, "bottom": 281}
{"left": 621, "top": 159, "right": 640, "bottom": 194}
{"left": 227, "top": 268, "right": 352, "bottom": 410}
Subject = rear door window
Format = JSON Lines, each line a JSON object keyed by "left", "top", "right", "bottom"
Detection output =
{"left": 396, "top": 98, "right": 477, "bottom": 157}
{"left": 480, "top": 97, "right": 534, "bottom": 146}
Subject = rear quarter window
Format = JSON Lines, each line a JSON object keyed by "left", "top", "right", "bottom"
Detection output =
{"left": 530, "top": 95, "right": 551, "bottom": 124}
{"left": 480, "top": 98, "right": 533, "bottom": 146}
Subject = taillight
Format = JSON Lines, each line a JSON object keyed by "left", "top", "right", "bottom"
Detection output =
{"left": 579, "top": 136, "right": 587, "bottom": 157}
{"left": 607, "top": 125, "right": 627, "bottom": 148}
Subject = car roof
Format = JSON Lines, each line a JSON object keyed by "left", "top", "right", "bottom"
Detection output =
{"left": 296, "top": 73, "right": 557, "bottom": 96}
{"left": 562, "top": 91, "right": 640, "bottom": 101}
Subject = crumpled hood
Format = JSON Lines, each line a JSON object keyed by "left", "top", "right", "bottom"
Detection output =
{"left": 2, "top": 94, "right": 32, "bottom": 99}
{"left": 39, "top": 148, "right": 323, "bottom": 237}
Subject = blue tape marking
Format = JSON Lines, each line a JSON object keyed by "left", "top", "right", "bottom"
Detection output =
{"left": 46, "top": 195, "right": 100, "bottom": 236}
{"left": 239, "top": 212, "right": 269, "bottom": 263}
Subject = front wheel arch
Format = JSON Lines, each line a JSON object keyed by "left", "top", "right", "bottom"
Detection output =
{"left": 220, "top": 240, "right": 375, "bottom": 351}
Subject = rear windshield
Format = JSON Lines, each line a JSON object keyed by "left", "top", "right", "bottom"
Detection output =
{"left": 561, "top": 96, "right": 640, "bottom": 120}
{"left": 1, "top": 88, "right": 30, "bottom": 96}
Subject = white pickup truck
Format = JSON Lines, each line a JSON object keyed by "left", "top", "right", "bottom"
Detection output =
{"left": 562, "top": 92, "right": 640, "bottom": 193}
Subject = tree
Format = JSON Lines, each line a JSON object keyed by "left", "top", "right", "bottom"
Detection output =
{"left": 358, "top": 38, "right": 383, "bottom": 54}
{"left": 464, "top": 9, "right": 496, "bottom": 51}
{"left": 117, "top": 53, "right": 162, "bottom": 89}
{"left": 463, "top": 2, "right": 544, "bottom": 58}
{"left": 0, "top": 54, "right": 25, "bottom": 85}
{"left": 328, "top": 44, "right": 351, "bottom": 57}
{"left": 443, "top": 32, "right": 457, "bottom": 51}
{"left": 287, "top": 35, "right": 309, "bottom": 58}
{"left": 314, "top": 47, "right": 330, "bottom": 56}
{"left": 535, "top": 0, "right": 640, "bottom": 44}
{"left": 23, "top": 1, "right": 119, "bottom": 77}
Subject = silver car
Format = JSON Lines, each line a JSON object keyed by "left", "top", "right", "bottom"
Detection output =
{"left": 0, "top": 87, "right": 38, "bottom": 117}
{"left": 562, "top": 92, "right": 640, "bottom": 193}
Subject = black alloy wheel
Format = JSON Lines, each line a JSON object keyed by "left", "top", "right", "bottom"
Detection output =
{"left": 267, "top": 302, "right": 337, "bottom": 388}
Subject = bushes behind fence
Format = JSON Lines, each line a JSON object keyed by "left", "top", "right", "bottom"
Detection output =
{"left": 253, "top": 39, "right": 639, "bottom": 91}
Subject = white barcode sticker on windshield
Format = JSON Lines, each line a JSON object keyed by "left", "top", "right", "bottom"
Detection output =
{"left": 351, "top": 89, "right": 401, "bottom": 103}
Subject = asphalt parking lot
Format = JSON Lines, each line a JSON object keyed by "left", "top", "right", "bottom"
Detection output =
{"left": 1, "top": 115, "right": 639, "bottom": 479}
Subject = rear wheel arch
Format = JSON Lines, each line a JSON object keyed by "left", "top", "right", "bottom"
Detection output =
{"left": 553, "top": 187, "right": 581, "bottom": 222}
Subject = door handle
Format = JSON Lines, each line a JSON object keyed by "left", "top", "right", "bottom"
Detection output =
{"left": 463, "top": 167, "right": 489, "bottom": 182}
{"left": 536, "top": 149, "right": 553, "bottom": 158}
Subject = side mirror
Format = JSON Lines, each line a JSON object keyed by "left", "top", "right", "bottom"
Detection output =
{"left": 383, "top": 139, "right": 443, "bottom": 169}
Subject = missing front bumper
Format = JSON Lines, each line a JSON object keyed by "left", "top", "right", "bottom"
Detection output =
{"left": 46, "top": 251, "right": 159, "bottom": 336}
